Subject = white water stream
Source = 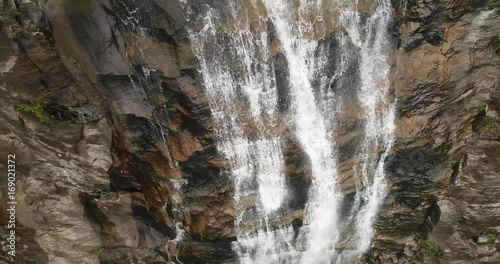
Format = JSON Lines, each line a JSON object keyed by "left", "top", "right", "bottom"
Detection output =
{"left": 186, "top": 0, "right": 396, "bottom": 263}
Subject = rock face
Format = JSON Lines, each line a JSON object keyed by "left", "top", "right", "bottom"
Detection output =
{"left": 369, "top": 0, "right": 500, "bottom": 263}
{"left": 0, "top": 0, "right": 498, "bottom": 263}
{"left": 1, "top": 0, "right": 233, "bottom": 263}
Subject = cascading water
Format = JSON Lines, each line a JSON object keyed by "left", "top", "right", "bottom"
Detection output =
{"left": 261, "top": 1, "right": 342, "bottom": 262}
{"left": 188, "top": 3, "right": 296, "bottom": 263}
{"left": 347, "top": 1, "right": 395, "bottom": 255}
{"left": 185, "top": 0, "right": 395, "bottom": 262}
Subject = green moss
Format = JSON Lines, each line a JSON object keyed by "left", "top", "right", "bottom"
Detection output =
{"left": 89, "top": 247, "right": 105, "bottom": 256}
{"left": 440, "top": 156, "right": 461, "bottom": 169}
{"left": 117, "top": 247, "right": 128, "bottom": 254}
{"left": 486, "top": 243, "right": 496, "bottom": 249}
{"left": 441, "top": 159, "right": 456, "bottom": 169}
{"left": 417, "top": 236, "right": 442, "bottom": 257}
{"left": 495, "top": 157, "right": 500, "bottom": 165}
{"left": 475, "top": 105, "right": 487, "bottom": 113}
{"left": 75, "top": 116, "right": 87, "bottom": 125}
{"left": 487, "top": 234, "right": 497, "bottom": 241}
{"left": 485, "top": 234, "right": 498, "bottom": 249}
{"left": 17, "top": 100, "right": 55, "bottom": 125}
{"left": 480, "top": 123, "right": 495, "bottom": 133}
{"left": 69, "top": 57, "right": 82, "bottom": 70}
{"left": 477, "top": 117, "right": 500, "bottom": 137}
{"left": 491, "top": 35, "right": 500, "bottom": 54}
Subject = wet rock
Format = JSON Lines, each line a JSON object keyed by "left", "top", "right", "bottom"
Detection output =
{"left": 1, "top": 0, "right": 499, "bottom": 263}
{"left": 369, "top": 0, "right": 500, "bottom": 263}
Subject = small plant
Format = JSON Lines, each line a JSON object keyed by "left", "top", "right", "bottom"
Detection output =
{"left": 420, "top": 240, "right": 442, "bottom": 256}
{"left": 89, "top": 247, "right": 130, "bottom": 258}
{"left": 486, "top": 243, "right": 496, "bottom": 250}
{"left": 440, "top": 159, "right": 458, "bottom": 169}
{"left": 475, "top": 105, "right": 487, "bottom": 113}
{"left": 487, "top": 234, "right": 497, "bottom": 242}
{"left": 485, "top": 234, "right": 498, "bottom": 249}
{"left": 75, "top": 115, "right": 88, "bottom": 125}
{"left": 117, "top": 247, "right": 128, "bottom": 254}
{"left": 69, "top": 57, "right": 83, "bottom": 70}
{"left": 416, "top": 235, "right": 442, "bottom": 257}
{"left": 478, "top": 117, "right": 499, "bottom": 135}
{"left": 18, "top": 100, "right": 55, "bottom": 125}
{"left": 480, "top": 123, "right": 495, "bottom": 133}
{"left": 491, "top": 35, "right": 500, "bottom": 54}
{"left": 89, "top": 247, "right": 105, "bottom": 256}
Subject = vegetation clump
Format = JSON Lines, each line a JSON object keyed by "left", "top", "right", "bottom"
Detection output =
{"left": 416, "top": 235, "right": 443, "bottom": 258}
{"left": 491, "top": 35, "right": 500, "bottom": 54}
{"left": 89, "top": 247, "right": 105, "bottom": 256}
{"left": 475, "top": 105, "right": 487, "bottom": 114}
{"left": 69, "top": 57, "right": 83, "bottom": 70}
{"left": 18, "top": 100, "right": 55, "bottom": 125}
{"left": 440, "top": 157, "right": 460, "bottom": 169}
{"left": 420, "top": 239, "right": 442, "bottom": 256}
{"left": 480, "top": 122, "right": 495, "bottom": 133}
{"left": 485, "top": 234, "right": 498, "bottom": 250}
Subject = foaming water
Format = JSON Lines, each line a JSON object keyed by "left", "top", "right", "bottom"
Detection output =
{"left": 262, "top": 0, "right": 342, "bottom": 262}
{"left": 339, "top": 0, "right": 396, "bottom": 255}
{"left": 185, "top": 0, "right": 395, "bottom": 262}
{"left": 189, "top": 1, "right": 294, "bottom": 262}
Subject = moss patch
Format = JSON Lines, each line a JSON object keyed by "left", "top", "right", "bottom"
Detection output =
{"left": 440, "top": 158, "right": 459, "bottom": 169}
{"left": 477, "top": 117, "right": 500, "bottom": 139}
{"left": 416, "top": 235, "right": 443, "bottom": 258}
{"left": 18, "top": 100, "right": 55, "bottom": 125}
{"left": 89, "top": 246, "right": 131, "bottom": 259}
{"left": 89, "top": 247, "right": 105, "bottom": 256}
{"left": 420, "top": 239, "right": 442, "bottom": 256}
{"left": 481, "top": 123, "right": 495, "bottom": 133}
{"left": 485, "top": 234, "right": 498, "bottom": 250}
{"left": 475, "top": 105, "right": 487, "bottom": 114}
{"left": 69, "top": 57, "right": 82, "bottom": 70}
{"left": 491, "top": 35, "right": 500, "bottom": 54}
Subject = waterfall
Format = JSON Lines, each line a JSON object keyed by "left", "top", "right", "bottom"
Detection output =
{"left": 348, "top": 1, "right": 395, "bottom": 254}
{"left": 185, "top": 0, "right": 395, "bottom": 262}
{"left": 189, "top": 2, "right": 296, "bottom": 263}
{"left": 262, "top": 0, "right": 342, "bottom": 262}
